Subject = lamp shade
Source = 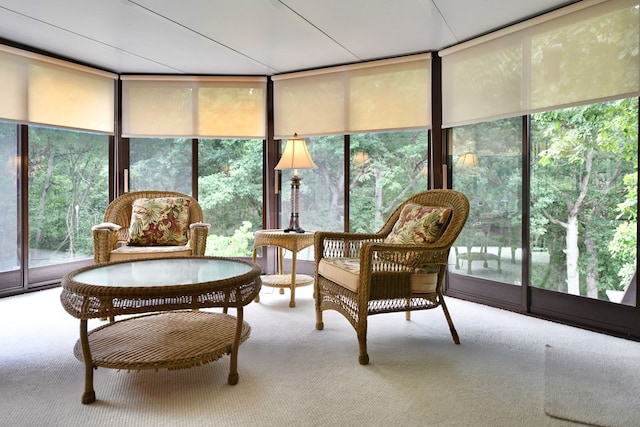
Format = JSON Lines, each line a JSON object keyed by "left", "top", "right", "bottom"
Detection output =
{"left": 456, "top": 152, "right": 479, "bottom": 168}
{"left": 275, "top": 134, "right": 318, "bottom": 171}
{"left": 353, "top": 151, "right": 370, "bottom": 164}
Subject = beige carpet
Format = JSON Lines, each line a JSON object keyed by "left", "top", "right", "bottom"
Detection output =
{"left": 1, "top": 286, "right": 639, "bottom": 426}
{"left": 544, "top": 345, "right": 640, "bottom": 427}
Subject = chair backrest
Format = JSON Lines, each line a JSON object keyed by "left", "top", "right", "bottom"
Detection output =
{"left": 377, "top": 189, "right": 470, "bottom": 249}
{"left": 103, "top": 191, "right": 204, "bottom": 243}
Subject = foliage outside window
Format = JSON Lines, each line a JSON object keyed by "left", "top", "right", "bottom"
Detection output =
{"left": 129, "top": 137, "right": 263, "bottom": 257}
{"left": 0, "top": 122, "right": 19, "bottom": 274}
{"left": 348, "top": 130, "right": 429, "bottom": 232}
{"left": 530, "top": 98, "right": 638, "bottom": 301}
{"left": 198, "top": 139, "right": 263, "bottom": 257}
{"left": 278, "top": 135, "right": 345, "bottom": 235}
{"left": 128, "top": 138, "right": 192, "bottom": 195}
{"left": 450, "top": 118, "right": 523, "bottom": 286}
{"left": 278, "top": 130, "right": 429, "bottom": 237}
{"left": 28, "top": 126, "right": 109, "bottom": 267}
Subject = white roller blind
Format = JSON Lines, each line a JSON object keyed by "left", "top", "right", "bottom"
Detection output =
{"left": 0, "top": 50, "right": 27, "bottom": 122}
{"left": 121, "top": 76, "right": 267, "bottom": 138}
{"left": 0, "top": 45, "right": 116, "bottom": 133}
{"left": 273, "top": 53, "right": 431, "bottom": 138}
{"left": 440, "top": 0, "right": 640, "bottom": 128}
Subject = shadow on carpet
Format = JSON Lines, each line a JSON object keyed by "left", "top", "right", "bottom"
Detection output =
{"left": 544, "top": 344, "right": 640, "bottom": 426}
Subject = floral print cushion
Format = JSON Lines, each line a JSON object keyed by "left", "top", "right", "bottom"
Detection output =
{"left": 380, "top": 203, "right": 452, "bottom": 267}
{"left": 127, "top": 197, "right": 191, "bottom": 246}
{"left": 385, "top": 203, "right": 452, "bottom": 245}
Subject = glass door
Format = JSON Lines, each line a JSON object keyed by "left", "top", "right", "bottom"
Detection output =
{"left": 0, "top": 122, "right": 21, "bottom": 292}
{"left": 27, "top": 126, "right": 109, "bottom": 285}
{"left": 529, "top": 99, "right": 637, "bottom": 306}
{"left": 448, "top": 117, "right": 524, "bottom": 309}
{"left": 447, "top": 97, "right": 638, "bottom": 337}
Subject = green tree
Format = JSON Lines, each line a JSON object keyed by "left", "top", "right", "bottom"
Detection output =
{"left": 531, "top": 98, "right": 637, "bottom": 298}
{"left": 28, "top": 127, "right": 108, "bottom": 265}
{"left": 197, "top": 139, "right": 263, "bottom": 256}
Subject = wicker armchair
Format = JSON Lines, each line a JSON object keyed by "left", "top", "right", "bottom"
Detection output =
{"left": 314, "top": 189, "right": 469, "bottom": 365}
{"left": 92, "top": 191, "right": 210, "bottom": 264}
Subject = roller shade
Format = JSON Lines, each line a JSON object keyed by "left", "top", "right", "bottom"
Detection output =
{"left": 0, "top": 44, "right": 116, "bottom": 133}
{"left": 273, "top": 53, "right": 431, "bottom": 138}
{"left": 440, "top": 0, "right": 640, "bottom": 128}
{"left": 121, "top": 75, "right": 267, "bottom": 138}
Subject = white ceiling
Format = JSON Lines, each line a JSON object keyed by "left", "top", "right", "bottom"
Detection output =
{"left": 0, "top": 0, "right": 578, "bottom": 76}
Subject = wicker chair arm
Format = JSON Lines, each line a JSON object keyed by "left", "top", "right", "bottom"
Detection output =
{"left": 92, "top": 224, "right": 121, "bottom": 264}
{"left": 190, "top": 222, "right": 211, "bottom": 229}
{"left": 91, "top": 222, "right": 121, "bottom": 232}
{"left": 189, "top": 222, "right": 210, "bottom": 256}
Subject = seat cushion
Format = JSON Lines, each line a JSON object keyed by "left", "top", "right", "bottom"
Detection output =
{"left": 110, "top": 245, "right": 192, "bottom": 262}
{"left": 318, "top": 258, "right": 438, "bottom": 294}
{"left": 128, "top": 197, "right": 191, "bottom": 246}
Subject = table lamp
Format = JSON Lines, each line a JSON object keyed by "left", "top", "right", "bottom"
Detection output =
{"left": 275, "top": 134, "right": 317, "bottom": 233}
{"left": 456, "top": 152, "right": 479, "bottom": 168}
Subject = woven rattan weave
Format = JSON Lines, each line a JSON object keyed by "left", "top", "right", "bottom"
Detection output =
{"left": 252, "top": 229, "right": 314, "bottom": 307}
{"left": 314, "top": 190, "right": 470, "bottom": 365}
{"left": 92, "top": 190, "right": 210, "bottom": 264}
{"left": 72, "top": 311, "right": 251, "bottom": 370}
{"left": 61, "top": 256, "right": 261, "bottom": 404}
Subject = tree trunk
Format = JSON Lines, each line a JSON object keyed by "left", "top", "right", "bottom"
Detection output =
{"left": 34, "top": 149, "right": 55, "bottom": 249}
{"left": 374, "top": 169, "right": 383, "bottom": 225}
{"left": 584, "top": 236, "right": 599, "bottom": 298}
{"left": 565, "top": 214, "right": 580, "bottom": 295}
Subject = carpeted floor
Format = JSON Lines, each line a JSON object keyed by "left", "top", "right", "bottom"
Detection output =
{"left": 544, "top": 345, "right": 640, "bottom": 427}
{"left": 1, "top": 285, "right": 639, "bottom": 426}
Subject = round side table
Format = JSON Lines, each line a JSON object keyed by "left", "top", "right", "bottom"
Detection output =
{"left": 252, "top": 229, "right": 314, "bottom": 307}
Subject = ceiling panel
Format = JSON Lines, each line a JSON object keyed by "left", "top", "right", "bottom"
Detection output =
{"left": 0, "top": 0, "right": 280, "bottom": 74}
{"left": 0, "top": 0, "right": 581, "bottom": 75}
{"left": 282, "top": 0, "right": 457, "bottom": 60}
{"left": 133, "top": 0, "right": 360, "bottom": 74}
{"left": 433, "top": 0, "right": 578, "bottom": 42}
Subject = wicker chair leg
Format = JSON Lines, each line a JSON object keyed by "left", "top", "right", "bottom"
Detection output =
{"left": 357, "top": 330, "right": 369, "bottom": 365}
{"left": 440, "top": 299, "right": 460, "bottom": 344}
{"left": 315, "top": 309, "right": 324, "bottom": 330}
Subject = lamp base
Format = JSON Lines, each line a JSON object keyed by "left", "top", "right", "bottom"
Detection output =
{"left": 283, "top": 213, "right": 305, "bottom": 233}
{"left": 283, "top": 227, "right": 305, "bottom": 234}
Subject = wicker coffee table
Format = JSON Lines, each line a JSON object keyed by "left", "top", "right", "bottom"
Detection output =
{"left": 60, "top": 256, "right": 261, "bottom": 404}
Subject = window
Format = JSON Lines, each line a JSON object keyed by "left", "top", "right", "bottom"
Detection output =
{"left": 198, "top": 138, "right": 263, "bottom": 257}
{"left": 450, "top": 118, "right": 523, "bottom": 286}
{"left": 530, "top": 98, "right": 638, "bottom": 304}
{"left": 0, "top": 122, "right": 20, "bottom": 291}
{"left": 278, "top": 135, "right": 344, "bottom": 237}
{"left": 128, "top": 137, "right": 193, "bottom": 194}
{"left": 349, "top": 130, "right": 429, "bottom": 232}
{"left": 278, "top": 131, "right": 431, "bottom": 235}
{"left": 28, "top": 126, "right": 109, "bottom": 268}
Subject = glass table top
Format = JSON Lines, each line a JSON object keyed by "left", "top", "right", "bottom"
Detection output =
{"left": 71, "top": 258, "right": 254, "bottom": 288}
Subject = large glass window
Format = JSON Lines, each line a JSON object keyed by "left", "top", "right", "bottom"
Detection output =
{"left": 0, "top": 122, "right": 20, "bottom": 290}
{"left": 128, "top": 138, "right": 192, "bottom": 194}
{"left": 28, "top": 126, "right": 109, "bottom": 268}
{"left": 278, "top": 131, "right": 430, "bottom": 235}
{"left": 530, "top": 98, "right": 638, "bottom": 304}
{"left": 450, "top": 118, "right": 523, "bottom": 286}
{"left": 197, "top": 138, "right": 263, "bottom": 257}
{"left": 349, "top": 130, "right": 429, "bottom": 232}
{"left": 279, "top": 135, "right": 345, "bottom": 235}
